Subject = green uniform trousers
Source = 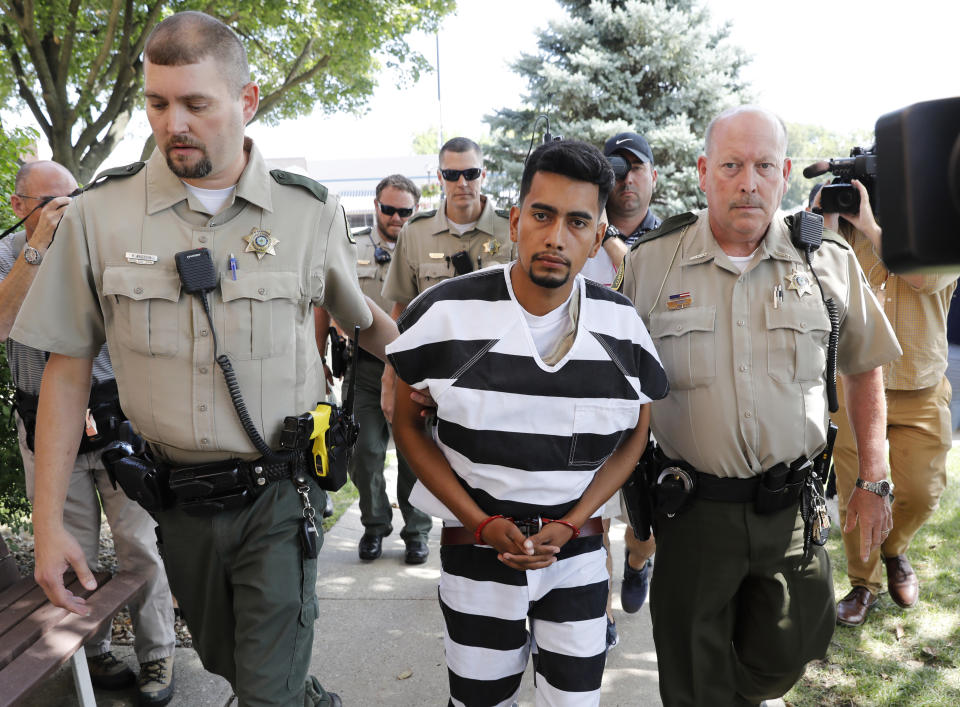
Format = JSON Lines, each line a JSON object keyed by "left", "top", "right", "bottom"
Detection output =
{"left": 345, "top": 352, "right": 432, "bottom": 541}
{"left": 155, "top": 478, "right": 335, "bottom": 707}
{"left": 650, "top": 497, "right": 835, "bottom": 706}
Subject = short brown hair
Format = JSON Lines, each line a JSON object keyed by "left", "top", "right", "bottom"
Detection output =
{"left": 375, "top": 174, "right": 420, "bottom": 203}
{"left": 144, "top": 11, "right": 250, "bottom": 96}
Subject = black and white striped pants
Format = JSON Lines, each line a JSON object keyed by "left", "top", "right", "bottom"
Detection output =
{"left": 439, "top": 534, "right": 609, "bottom": 707}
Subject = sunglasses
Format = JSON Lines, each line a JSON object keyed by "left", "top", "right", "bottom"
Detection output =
{"left": 440, "top": 168, "right": 482, "bottom": 182}
{"left": 378, "top": 202, "right": 414, "bottom": 217}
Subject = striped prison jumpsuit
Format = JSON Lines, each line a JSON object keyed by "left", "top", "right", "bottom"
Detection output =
{"left": 386, "top": 264, "right": 668, "bottom": 706}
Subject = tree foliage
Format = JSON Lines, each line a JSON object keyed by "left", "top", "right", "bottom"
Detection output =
{"left": 0, "top": 0, "right": 454, "bottom": 183}
{"left": 485, "top": 0, "right": 750, "bottom": 212}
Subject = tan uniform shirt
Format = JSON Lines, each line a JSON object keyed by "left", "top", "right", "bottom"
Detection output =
{"left": 841, "top": 223, "right": 957, "bottom": 390}
{"left": 352, "top": 226, "right": 394, "bottom": 313}
{"left": 11, "top": 141, "right": 371, "bottom": 464}
{"left": 381, "top": 196, "right": 513, "bottom": 305}
{"left": 620, "top": 209, "right": 901, "bottom": 478}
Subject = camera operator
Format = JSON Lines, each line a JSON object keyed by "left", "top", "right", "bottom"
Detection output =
{"left": 1, "top": 161, "right": 176, "bottom": 704}
{"left": 813, "top": 178, "right": 958, "bottom": 626}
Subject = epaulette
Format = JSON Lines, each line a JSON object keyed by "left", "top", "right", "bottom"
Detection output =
{"left": 408, "top": 208, "right": 436, "bottom": 223}
{"left": 630, "top": 212, "right": 698, "bottom": 250}
{"left": 270, "top": 169, "right": 328, "bottom": 203}
{"left": 495, "top": 208, "right": 510, "bottom": 218}
{"left": 83, "top": 162, "right": 145, "bottom": 192}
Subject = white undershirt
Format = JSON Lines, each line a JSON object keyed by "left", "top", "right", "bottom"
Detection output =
{"left": 520, "top": 286, "right": 576, "bottom": 359}
{"left": 447, "top": 219, "right": 478, "bottom": 235}
{"left": 184, "top": 182, "right": 236, "bottom": 215}
{"left": 727, "top": 248, "right": 760, "bottom": 273}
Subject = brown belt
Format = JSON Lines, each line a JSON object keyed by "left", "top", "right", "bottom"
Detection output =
{"left": 440, "top": 516, "right": 605, "bottom": 545}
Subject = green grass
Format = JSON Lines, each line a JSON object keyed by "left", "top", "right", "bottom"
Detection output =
{"left": 786, "top": 447, "right": 960, "bottom": 706}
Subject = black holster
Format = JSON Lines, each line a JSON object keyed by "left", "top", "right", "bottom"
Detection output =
{"left": 621, "top": 442, "right": 657, "bottom": 540}
{"left": 754, "top": 458, "right": 810, "bottom": 515}
{"left": 102, "top": 439, "right": 173, "bottom": 514}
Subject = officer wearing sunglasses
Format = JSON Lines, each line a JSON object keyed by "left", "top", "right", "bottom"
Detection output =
{"left": 381, "top": 136, "right": 514, "bottom": 329}
{"left": 331, "top": 174, "right": 434, "bottom": 565}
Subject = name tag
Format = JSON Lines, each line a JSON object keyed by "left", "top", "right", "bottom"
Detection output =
{"left": 428, "top": 252, "right": 445, "bottom": 259}
{"left": 125, "top": 251, "right": 158, "bottom": 265}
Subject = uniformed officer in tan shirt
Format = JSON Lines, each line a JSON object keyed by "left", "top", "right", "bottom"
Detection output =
{"left": 380, "top": 137, "right": 513, "bottom": 419}
{"left": 618, "top": 106, "right": 901, "bottom": 706}
{"left": 14, "top": 12, "right": 396, "bottom": 707}
{"left": 341, "top": 174, "right": 433, "bottom": 564}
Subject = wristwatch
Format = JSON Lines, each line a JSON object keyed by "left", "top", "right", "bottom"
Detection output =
{"left": 23, "top": 245, "right": 43, "bottom": 265}
{"left": 856, "top": 477, "right": 894, "bottom": 498}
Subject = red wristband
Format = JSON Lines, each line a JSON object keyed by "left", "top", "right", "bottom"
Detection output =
{"left": 543, "top": 518, "right": 580, "bottom": 538}
{"left": 474, "top": 515, "right": 506, "bottom": 544}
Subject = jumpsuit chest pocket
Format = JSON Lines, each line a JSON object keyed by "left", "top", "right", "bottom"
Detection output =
{"left": 418, "top": 261, "right": 453, "bottom": 288}
{"left": 649, "top": 306, "right": 716, "bottom": 391}
{"left": 102, "top": 267, "right": 182, "bottom": 358}
{"left": 220, "top": 272, "right": 301, "bottom": 360}
{"left": 568, "top": 402, "right": 637, "bottom": 467}
{"left": 764, "top": 303, "right": 831, "bottom": 382}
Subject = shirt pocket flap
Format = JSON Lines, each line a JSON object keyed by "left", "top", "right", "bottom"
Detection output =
{"left": 764, "top": 304, "right": 831, "bottom": 333}
{"left": 418, "top": 262, "right": 451, "bottom": 279}
{"left": 356, "top": 263, "right": 379, "bottom": 280}
{"left": 221, "top": 272, "right": 301, "bottom": 303}
{"left": 102, "top": 266, "right": 181, "bottom": 302}
{"left": 650, "top": 305, "right": 716, "bottom": 339}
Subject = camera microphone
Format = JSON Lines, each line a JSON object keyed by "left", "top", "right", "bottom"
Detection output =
{"left": 802, "top": 161, "right": 831, "bottom": 179}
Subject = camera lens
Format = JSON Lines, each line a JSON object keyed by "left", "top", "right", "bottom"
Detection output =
{"left": 838, "top": 191, "right": 855, "bottom": 209}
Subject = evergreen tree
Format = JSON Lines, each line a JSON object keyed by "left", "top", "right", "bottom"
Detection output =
{"left": 485, "top": 0, "right": 750, "bottom": 213}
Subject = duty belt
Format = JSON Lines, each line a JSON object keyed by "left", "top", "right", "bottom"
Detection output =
{"left": 165, "top": 453, "right": 302, "bottom": 516}
{"left": 440, "top": 516, "right": 605, "bottom": 545}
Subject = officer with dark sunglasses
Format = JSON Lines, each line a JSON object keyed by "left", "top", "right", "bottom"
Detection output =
{"left": 322, "top": 173, "right": 434, "bottom": 565}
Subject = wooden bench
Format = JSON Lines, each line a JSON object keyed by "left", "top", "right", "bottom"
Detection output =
{"left": 0, "top": 533, "right": 146, "bottom": 707}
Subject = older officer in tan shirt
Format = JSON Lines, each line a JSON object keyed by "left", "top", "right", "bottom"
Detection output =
{"left": 13, "top": 11, "right": 396, "bottom": 707}
{"left": 619, "top": 106, "right": 900, "bottom": 706}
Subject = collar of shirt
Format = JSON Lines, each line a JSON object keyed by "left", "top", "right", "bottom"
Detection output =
{"left": 146, "top": 136, "right": 273, "bottom": 217}
{"left": 433, "top": 195, "right": 496, "bottom": 237}
{"left": 681, "top": 209, "right": 804, "bottom": 271}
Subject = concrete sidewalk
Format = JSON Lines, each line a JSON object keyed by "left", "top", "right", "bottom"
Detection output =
{"left": 22, "top": 460, "right": 662, "bottom": 706}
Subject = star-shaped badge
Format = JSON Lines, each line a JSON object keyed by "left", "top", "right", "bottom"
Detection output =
{"left": 243, "top": 228, "right": 279, "bottom": 260}
{"left": 785, "top": 269, "right": 814, "bottom": 298}
{"left": 482, "top": 238, "right": 501, "bottom": 255}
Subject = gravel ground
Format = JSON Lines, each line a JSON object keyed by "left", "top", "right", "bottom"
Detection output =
{"left": 3, "top": 524, "right": 193, "bottom": 648}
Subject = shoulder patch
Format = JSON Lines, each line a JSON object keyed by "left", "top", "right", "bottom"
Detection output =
{"left": 495, "top": 208, "right": 510, "bottom": 218}
{"left": 612, "top": 262, "right": 625, "bottom": 292}
{"left": 270, "top": 169, "right": 328, "bottom": 203}
{"left": 408, "top": 209, "right": 436, "bottom": 223}
{"left": 83, "top": 161, "right": 145, "bottom": 192}
{"left": 631, "top": 211, "right": 698, "bottom": 250}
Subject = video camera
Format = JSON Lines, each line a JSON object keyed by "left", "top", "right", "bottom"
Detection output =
{"left": 803, "top": 146, "right": 878, "bottom": 214}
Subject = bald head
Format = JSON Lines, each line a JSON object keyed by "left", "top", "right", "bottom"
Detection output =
{"left": 704, "top": 106, "right": 788, "bottom": 161}
{"left": 10, "top": 161, "right": 77, "bottom": 237}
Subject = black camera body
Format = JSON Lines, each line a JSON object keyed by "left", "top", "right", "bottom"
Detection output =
{"left": 806, "top": 146, "right": 878, "bottom": 214}
{"left": 818, "top": 183, "right": 860, "bottom": 213}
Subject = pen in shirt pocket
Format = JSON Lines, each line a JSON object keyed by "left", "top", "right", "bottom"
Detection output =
{"left": 229, "top": 253, "right": 238, "bottom": 280}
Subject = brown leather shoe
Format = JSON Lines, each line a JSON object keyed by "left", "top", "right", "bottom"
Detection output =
{"left": 885, "top": 554, "right": 919, "bottom": 608}
{"left": 836, "top": 586, "right": 878, "bottom": 626}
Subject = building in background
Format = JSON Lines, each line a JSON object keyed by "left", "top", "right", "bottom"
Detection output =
{"left": 266, "top": 155, "right": 441, "bottom": 229}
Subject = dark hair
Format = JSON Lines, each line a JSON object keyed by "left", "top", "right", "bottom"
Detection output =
{"left": 375, "top": 174, "right": 421, "bottom": 203}
{"left": 144, "top": 11, "right": 249, "bottom": 96}
{"left": 439, "top": 137, "right": 482, "bottom": 163}
{"left": 519, "top": 140, "right": 615, "bottom": 210}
